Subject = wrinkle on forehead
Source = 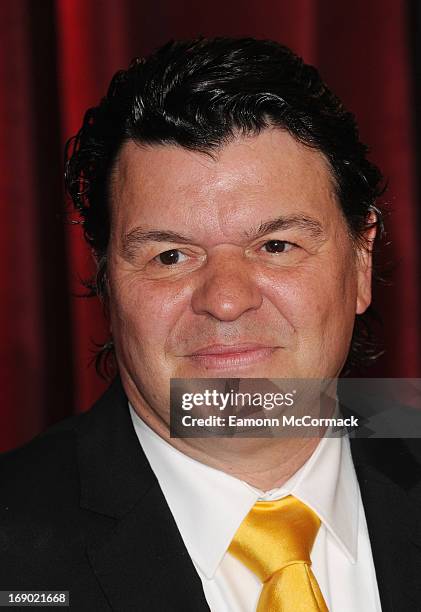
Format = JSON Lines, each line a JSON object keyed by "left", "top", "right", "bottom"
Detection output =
{"left": 110, "top": 129, "right": 340, "bottom": 247}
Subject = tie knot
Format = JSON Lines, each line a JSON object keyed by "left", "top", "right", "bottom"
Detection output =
{"left": 228, "top": 495, "right": 321, "bottom": 582}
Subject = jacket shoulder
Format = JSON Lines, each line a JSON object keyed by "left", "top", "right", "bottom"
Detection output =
{"left": 0, "top": 412, "right": 89, "bottom": 506}
{"left": 0, "top": 386, "right": 122, "bottom": 603}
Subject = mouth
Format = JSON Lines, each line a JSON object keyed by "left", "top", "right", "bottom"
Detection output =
{"left": 186, "top": 343, "right": 279, "bottom": 370}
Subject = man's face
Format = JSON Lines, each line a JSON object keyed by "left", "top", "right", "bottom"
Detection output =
{"left": 107, "top": 129, "right": 372, "bottom": 422}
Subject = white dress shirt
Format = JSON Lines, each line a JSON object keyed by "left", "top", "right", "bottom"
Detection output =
{"left": 129, "top": 404, "right": 382, "bottom": 611}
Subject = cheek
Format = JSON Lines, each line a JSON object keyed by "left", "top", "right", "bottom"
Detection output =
{"left": 261, "top": 260, "right": 358, "bottom": 332}
{"left": 110, "top": 274, "right": 192, "bottom": 353}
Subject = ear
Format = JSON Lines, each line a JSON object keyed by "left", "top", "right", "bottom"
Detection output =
{"left": 355, "top": 212, "right": 377, "bottom": 315}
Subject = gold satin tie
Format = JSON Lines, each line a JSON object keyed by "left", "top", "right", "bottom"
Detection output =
{"left": 228, "top": 495, "right": 328, "bottom": 612}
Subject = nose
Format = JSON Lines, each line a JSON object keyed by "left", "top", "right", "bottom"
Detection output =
{"left": 191, "top": 250, "right": 263, "bottom": 321}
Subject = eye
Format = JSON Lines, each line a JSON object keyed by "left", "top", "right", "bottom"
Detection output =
{"left": 154, "top": 249, "right": 188, "bottom": 265}
{"left": 261, "top": 240, "right": 295, "bottom": 254}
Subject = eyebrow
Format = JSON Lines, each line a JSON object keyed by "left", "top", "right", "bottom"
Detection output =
{"left": 121, "top": 214, "right": 326, "bottom": 259}
{"left": 121, "top": 229, "right": 195, "bottom": 259}
{"left": 246, "top": 214, "right": 325, "bottom": 240}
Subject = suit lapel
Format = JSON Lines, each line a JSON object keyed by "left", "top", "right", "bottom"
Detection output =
{"left": 76, "top": 378, "right": 210, "bottom": 611}
{"left": 85, "top": 484, "right": 210, "bottom": 611}
{"left": 350, "top": 438, "right": 421, "bottom": 611}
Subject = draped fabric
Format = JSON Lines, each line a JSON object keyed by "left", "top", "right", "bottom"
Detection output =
{"left": 0, "top": 0, "right": 419, "bottom": 452}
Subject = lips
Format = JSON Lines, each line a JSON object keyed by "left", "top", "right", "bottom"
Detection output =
{"left": 187, "top": 343, "right": 278, "bottom": 370}
{"left": 190, "top": 343, "right": 274, "bottom": 356}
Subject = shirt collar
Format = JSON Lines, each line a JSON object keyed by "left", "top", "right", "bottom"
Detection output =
{"left": 129, "top": 403, "right": 358, "bottom": 578}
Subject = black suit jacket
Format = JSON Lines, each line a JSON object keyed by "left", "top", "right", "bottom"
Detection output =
{"left": 1, "top": 377, "right": 421, "bottom": 611}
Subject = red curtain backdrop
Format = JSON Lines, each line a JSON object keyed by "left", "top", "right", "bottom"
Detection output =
{"left": 0, "top": 0, "right": 419, "bottom": 452}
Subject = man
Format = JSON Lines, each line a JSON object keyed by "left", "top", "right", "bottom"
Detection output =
{"left": 1, "top": 37, "right": 420, "bottom": 611}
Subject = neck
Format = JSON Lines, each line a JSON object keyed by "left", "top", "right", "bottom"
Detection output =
{"left": 123, "top": 372, "right": 334, "bottom": 490}
{"left": 166, "top": 435, "right": 322, "bottom": 490}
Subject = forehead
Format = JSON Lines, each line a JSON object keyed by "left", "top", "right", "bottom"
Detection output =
{"left": 110, "top": 129, "right": 340, "bottom": 240}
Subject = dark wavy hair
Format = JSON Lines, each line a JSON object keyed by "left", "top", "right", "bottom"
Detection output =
{"left": 64, "top": 37, "right": 386, "bottom": 378}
